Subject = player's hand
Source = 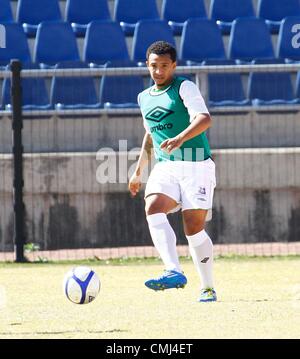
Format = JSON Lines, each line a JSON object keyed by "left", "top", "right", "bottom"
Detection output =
{"left": 160, "top": 135, "right": 184, "bottom": 154}
{"left": 128, "top": 171, "right": 142, "bottom": 197}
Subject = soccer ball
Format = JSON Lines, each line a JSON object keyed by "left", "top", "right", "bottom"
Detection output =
{"left": 63, "top": 266, "right": 100, "bottom": 304}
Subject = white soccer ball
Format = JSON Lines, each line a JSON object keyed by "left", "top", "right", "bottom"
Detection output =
{"left": 63, "top": 266, "right": 100, "bottom": 304}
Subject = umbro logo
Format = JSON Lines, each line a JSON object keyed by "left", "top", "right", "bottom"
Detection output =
{"left": 145, "top": 106, "right": 174, "bottom": 123}
{"left": 201, "top": 257, "right": 210, "bottom": 263}
{"left": 198, "top": 187, "right": 206, "bottom": 195}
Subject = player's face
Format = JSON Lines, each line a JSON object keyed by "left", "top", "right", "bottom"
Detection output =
{"left": 147, "top": 53, "right": 176, "bottom": 88}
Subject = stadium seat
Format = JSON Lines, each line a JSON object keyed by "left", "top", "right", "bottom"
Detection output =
{"left": 277, "top": 17, "right": 300, "bottom": 63}
{"left": 83, "top": 20, "right": 129, "bottom": 65}
{"left": 65, "top": 0, "right": 111, "bottom": 37}
{"left": 228, "top": 18, "right": 274, "bottom": 63}
{"left": 33, "top": 21, "right": 80, "bottom": 67}
{"left": 209, "top": 0, "right": 255, "bottom": 35}
{"left": 295, "top": 71, "right": 300, "bottom": 100}
{"left": 132, "top": 20, "right": 175, "bottom": 63}
{"left": 99, "top": 61, "right": 144, "bottom": 108}
{"left": 0, "top": 23, "right": 31, "bottom": 67}
{"left": 248, "top": 59, "right": 298, "bottom": 106}
{"left": 162, "top": 0, "right": 207, "bottom": 35}
{"left": 16, "top": 0, "right": 62, "bottom": 37}
{"left": 0, "top": 0, "right": 14, "bottom": 23}
{"left": 258, "top": 0, "right": 300, "bottom": 34}
{"left": 203, "top": 59, "right": 250, "bottom": 107}
{"left": 114, "top": 0, "right": 159, "bottom": 36}
{"left": 2, "top": 63, "right": 51, "bottom": 110}
{"left": 180, "top": 19, "right": 226, "bottom": 64}
{"left": 50, "top": 61, "right": 101, "bottom": 110}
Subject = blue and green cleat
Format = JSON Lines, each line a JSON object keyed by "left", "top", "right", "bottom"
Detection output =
{"left": 145, "top": 270, "right": 187, "bottom": 291}
{"left": 198, "top": 288, "right": 217, "bottom": 302}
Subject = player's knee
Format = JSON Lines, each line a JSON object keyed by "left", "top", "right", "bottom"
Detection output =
{"left": 145, "top": 199, "right": 167, "bottom": 216}
{"left": 183, "top": 217, "right": 205, "bottom": 236}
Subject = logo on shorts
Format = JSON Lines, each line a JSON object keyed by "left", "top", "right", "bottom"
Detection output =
{"left": 145, "top": 106, "right": 174, "bottom": 123}
{"left": 198, "top": 187, "right": 206, "bottom": 195}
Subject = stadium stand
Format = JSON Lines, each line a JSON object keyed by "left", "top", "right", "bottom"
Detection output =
{"left": 258, "top": 0, "right": 300, "bottom": 34}
{"left": 50, "top": 61, "right": 101, "bottom": 110}
{"left": 277, "top": 16, "right": 300, "bottom": 63}
{"left": 209, "top": 0, "right": 255, "bottom": 34}
{"left": 180, "top": 18, "right": 226, "bottom": 64}
{"left": 83, "top": 20, "right": 129, "bottom": 65}
{"left": 0, "top": 22, "right": 31, "bottom": 67}
{"left": 2, "top": 63, "right": 51, "bottom": 111}
{"left": 132, "top": 19, "right": 175, "bottom": 63}
{"left": 65, "top": 0, "right": 111, "bottom": 37}
{"left": 228, "top": 17, "right": 275, "bottom": 63}
{"left": 203, "top": 59, "right": 250, "bottom": 107}
{"left": 16, "top": 0, "right": 62, "bottom": 37}
{"left": 33, "top": 21, "right": 80, "bottom": 67}
{"left": 162, "top": 0, "right": 207, "bottom": 35}
{"left": 0, "top": 0, "right": 13, "bottom": 23}
{"left": 99, "top": 60, "right": 144, "bottom": 108}
{"left": 248, "top": 59, "right": 298, "bottom": 106}
{"left": 114, "top": 0, "right": 159, "bottom": 36}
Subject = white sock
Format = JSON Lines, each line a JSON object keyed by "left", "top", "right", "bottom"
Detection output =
{"left": 186, "top": 230, "right": 214, "bottom": 289}
{"left": 147, "top": 213, "right": 182, "bottom": 273}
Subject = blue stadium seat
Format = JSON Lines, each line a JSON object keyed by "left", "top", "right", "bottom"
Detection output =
{"left": 99, "top": 61, "right": 144, "bottom": 108}
{"left": 114, "top": 0, "right": 159, "bottom": 36}
{"left": 0, "top": 23, "right": 31, "bottom": 67}
{"left": 50, "top": 61, "right": 101, "bottom": 110}
{"left": 33, "top": 21, "right": 80, "bottom": 67}
{"left": 132, "top": 20, "right": 175, "bottom": 62}
{"left": 258, "top": 0, "right": 300, "bottom": 34}
{"left": 180, "top": 19, "right": 226, "bottom": 64}
{"left": 229, "top": 18, "right": 274, "bottom": 63}
{"left": 0, "top": 0, "right": 14, "bottom": 23}
{"left": 295, "top": 72, "right": 300, "bottom": 100}
{"left": 162, "top": 0, "right": 207, "bottom": 35}
{"left": 83, "top": 20, "right": 129, "bottom": 65}
{"left": 2, "top": 63, "right": 51, "bottom": 111}
{"left": 210, "top": 0, "right": 255, "bottom": 35}
{"left": 203, "top": 59, "right": 250, "bottom": 107}
{"left": 65, "top": 0, "right": 111, "bottom": 37}
{"left": 248, "top": 59, "right": 298, "bottom": 106}
{"left": 17, "top": 0, "right": 62, "bottom": 37}
{"left": 277, "top": 17, "right": 300, "bottom": 63}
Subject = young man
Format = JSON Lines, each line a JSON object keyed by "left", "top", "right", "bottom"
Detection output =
{"left": 128, "top": 41, "right": 217, "bottom": 302}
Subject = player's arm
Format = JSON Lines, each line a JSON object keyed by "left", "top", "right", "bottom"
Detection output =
{"left": 160, "top": 113, "right": 211, "bottom": 153}
{"left": 128, "top": 132, "right": 153, "bottom": 197}
{"left": 160, "top": 80, "right": 211, "bottom": 153}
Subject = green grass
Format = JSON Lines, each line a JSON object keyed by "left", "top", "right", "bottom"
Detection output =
{"left": 0, "top": 257, "right": 300, "bottom": 339}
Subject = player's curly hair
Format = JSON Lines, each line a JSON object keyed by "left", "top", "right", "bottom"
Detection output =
{"left": 146, "top": 41, "right": 177, "bottom": 62}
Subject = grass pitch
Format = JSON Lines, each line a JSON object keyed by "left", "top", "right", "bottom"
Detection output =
{"left": 0, "top": 256, "right": 300, "bottom": 339}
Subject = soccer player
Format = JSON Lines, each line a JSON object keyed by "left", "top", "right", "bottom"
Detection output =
{"left": 128, "top": 41, "right": 217, "bottom": 302}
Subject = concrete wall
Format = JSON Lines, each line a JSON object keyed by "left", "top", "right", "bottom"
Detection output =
{"left": 1, "top": 111, "right": 299, "bottom": 153}
{"left": 1, "top": 149, "right": 300, "bottom": 251}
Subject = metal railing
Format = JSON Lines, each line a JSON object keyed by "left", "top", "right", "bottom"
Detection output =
{"left": 1, "top": 63, "right": 300, "bottom": 117}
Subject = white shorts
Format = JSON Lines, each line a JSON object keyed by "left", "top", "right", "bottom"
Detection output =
{"left": 145, "top": 158, "right": 216, "bottom": 221}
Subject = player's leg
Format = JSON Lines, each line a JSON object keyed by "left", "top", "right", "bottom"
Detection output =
{"left": 182, "top": 209, "right": 216, "bottom": 302}
{"left": 143, "top": 162, "right": 187, "bottom": 290}
{"left": 179, "top": 159, "right": 217, "bottom": 301}
{"left": 145, "top": 193, "right": 182, "bottom": 273}
{"left": 144, "top": 193, "right": 187, "bottom": 290}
